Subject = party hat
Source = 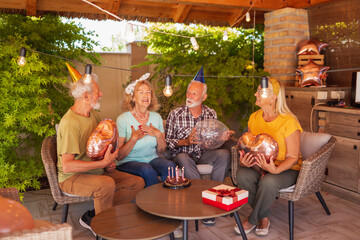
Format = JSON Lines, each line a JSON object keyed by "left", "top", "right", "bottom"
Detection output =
{"left": 193, "top": 66, "right": 205, "bottom": 83}
{"left": 66, "top": 62, "right": 82, "bottom": 83}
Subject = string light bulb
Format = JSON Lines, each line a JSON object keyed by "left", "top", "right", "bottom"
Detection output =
{"left": 190, "top": 37, "right": 199, "bottom": 51}
{"left": 246, "top": 12, "right": 251, "bottom": 22}
{"left": 223, "top": 30, "right": 228, "bottom": 41}
{"left": 163, "top": 75, "right": 173, "bottom": 97}
{"left": 83, "top": 64, "right": 92, "bottom": 84}
{"left": 260, "top": 76, "right": 270, "bottom": 98}
{"left": 17, "top": 47, "right": 27, "bottom": 66}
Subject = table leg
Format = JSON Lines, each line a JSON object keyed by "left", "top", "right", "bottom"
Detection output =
{"left": 182, "top": 220, "right": 188, "bottom": 240}
{"left": 169, "top": 232, "right": 175, "bottom": 240}
{"left": 233, "top": 211, "right": 248, "bottom": 240}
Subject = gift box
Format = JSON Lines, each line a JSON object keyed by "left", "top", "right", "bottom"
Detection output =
{"left": 202, "top": 184, "right": 248, "bottom": 211}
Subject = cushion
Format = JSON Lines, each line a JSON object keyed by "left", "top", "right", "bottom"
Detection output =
{"left": 196, "top": 164, "right": 214, "bottom": 174}
{"left": 300, "top": 131, "right": 332, "bottom": 159}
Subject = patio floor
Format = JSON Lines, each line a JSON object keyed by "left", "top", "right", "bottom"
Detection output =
{"left": 22, "top": 188, "right": 360, "bottom": 240}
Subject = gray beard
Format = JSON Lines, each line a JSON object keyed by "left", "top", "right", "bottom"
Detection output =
{"left": 186, "top": 99, "right": 202, "bottom": 108}
{"left": 92, "top": 102, "right": 101, "bottom": 110}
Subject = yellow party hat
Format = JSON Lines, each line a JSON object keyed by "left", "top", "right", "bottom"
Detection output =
{"left": 66, "top": 62, "right": 82, "bottom": 83}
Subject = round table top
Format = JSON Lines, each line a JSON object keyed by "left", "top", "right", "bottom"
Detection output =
{"left": 136, "top": 179, "right": 243, "bottom": 220}
{"left": 91, "top": 203, "right": 181, "bottom": 240}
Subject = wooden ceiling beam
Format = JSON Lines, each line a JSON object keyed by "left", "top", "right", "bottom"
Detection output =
{"left": 228, "top": 9, "right": 245, "bottom": 27}
{"left": 173, "top": 4, "right": 191, "bottom": 23}
{"left": 106, "top": 0, "right": 122, "bottom": 20}
{"left": 26, "top": 0, "right": 37, "bottom": 16}
{"left": 137, "top": 0, "right": 283, "bottom": 10}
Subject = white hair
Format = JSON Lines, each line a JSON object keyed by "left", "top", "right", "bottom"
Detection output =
{"left": 70, "top": 73, "right": 98, "bottom": 99}
{"left": 188, "top": 80, "right": 207, "bottom": 97}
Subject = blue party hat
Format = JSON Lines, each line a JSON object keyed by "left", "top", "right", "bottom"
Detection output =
{"left": 193, "top": 66, "right": 205, "bottom": 83}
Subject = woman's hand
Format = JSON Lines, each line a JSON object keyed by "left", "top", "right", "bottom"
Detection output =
{"left": 130, "top": 125, "right": 145, "bottom": 141}
{"left": 140, "top": 123, "right": 161, "bottom": 138}
{"left": 239, "top": 150, "right": 256, "bottom": 168}
{"left": 255, "top": 153, "right": 278, "bottom": 174}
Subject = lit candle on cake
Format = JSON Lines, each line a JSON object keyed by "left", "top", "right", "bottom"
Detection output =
{"left": 167, "top": 166, "right": 170, "bottom": 180}
{"left": 182, "top": 167, "right": 185, "bottom": 180}
{"left": 171, "top": 167, "right": 174, "bottom": 180}
{"left": 175, "top": 166, "right": 179, "bottom": 181}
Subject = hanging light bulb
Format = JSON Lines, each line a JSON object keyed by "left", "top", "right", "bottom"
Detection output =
{"left": 83, "top": 64, "right": 92, "bottom": 84}
{"left": 17, "top": 47, "right": 27, "bottom": 66}
{"left": 126, "top": 23, "right": 135, "bottom": 43}
{"left": 223, "top": 30, "right": 228, "bottom": 41}
{"left": 260, "top": 76, "right": 270, "bottom": 98}
{"left": 246, "top": 12, "right": 251, "bottom": 22}
{"left": 190, "top": 37, "right": 199, "bottom": 51}
{"left": 163, "top": 75, "right": 173, "bottom": 97}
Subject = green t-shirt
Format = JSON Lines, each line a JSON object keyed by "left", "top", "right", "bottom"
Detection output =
{"left": 57, "top": 109, "right": 103, "bottom": 183}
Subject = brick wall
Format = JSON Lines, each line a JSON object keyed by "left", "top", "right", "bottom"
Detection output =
{"left": 264, "top": 8, "right": 309, "bottom": 86}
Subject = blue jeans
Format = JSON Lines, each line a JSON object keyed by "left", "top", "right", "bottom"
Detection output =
{"left": 116, "top": 158, "right": 177, "bottom": 187}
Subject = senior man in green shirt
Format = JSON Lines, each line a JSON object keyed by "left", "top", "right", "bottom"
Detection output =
{"left": 57, "top": 71, "right": 144, "bottom": 235}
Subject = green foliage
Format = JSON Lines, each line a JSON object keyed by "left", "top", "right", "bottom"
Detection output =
{"left": 0, "top": 14, "right": 100, "bottom": 191}
{"left": 138, "top": 23, "right": 266, "bottom": 131}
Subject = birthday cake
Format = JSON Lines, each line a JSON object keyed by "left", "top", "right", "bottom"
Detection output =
{"left": 163, "top": 176, "right": 190, "bottom": 189}
{"left": 163, "top": 166, "right": 191, "bottom": 189}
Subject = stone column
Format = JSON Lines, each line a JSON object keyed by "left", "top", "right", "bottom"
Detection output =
{"left": 264, "top": 8, "right": 310, "bottom": 86}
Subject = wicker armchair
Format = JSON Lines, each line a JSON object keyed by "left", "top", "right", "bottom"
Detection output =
{"left": 0, "top": 187, "right": 20, "bottom": 202}
{"left": 231, "top": 131, "right": 336, "bottom": 240}
{"left": 41, "top": 136, "right": 92, "bottom": 223}
{"left": 0, "top": 188, "right": 73, "bottom": 240}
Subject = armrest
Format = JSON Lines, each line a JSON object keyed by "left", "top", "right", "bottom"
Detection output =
{"left": 286, "top": 136, "right": 337, "bottom": 201}
{"left": 0, "top": 223, "right": 72, "bottom": 240}
{"left": 231, "top": 145, "right": 240, "bottom": 186}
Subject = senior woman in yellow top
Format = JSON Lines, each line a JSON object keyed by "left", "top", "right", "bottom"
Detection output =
{"left": 234, "top": 77, "right": 302, "bottom": 237}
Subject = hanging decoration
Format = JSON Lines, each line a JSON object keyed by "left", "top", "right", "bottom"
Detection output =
{"left": 296, "top": 59, "right": 330, "bottom": 87}
{"left": 297, "top": 39, "right": 329, "bottom": 55}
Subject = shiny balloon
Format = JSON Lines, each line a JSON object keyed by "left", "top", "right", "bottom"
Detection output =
{"left": 297, "top": 39, "right": 329, "bottom": 55}
{"left": 194, "top": 119, "right": 229, "bottom": 150}
{"left": 296, "top": 59, "right": 330, "bottom": 87}
{"left": 0, "top": 196, "right": 34, "bottom": 233}
{"left": 86, "top": 118, "right": 118, "bottom": 161}
{"left": 237, "top": 132, "right": 279, "bottom": 163}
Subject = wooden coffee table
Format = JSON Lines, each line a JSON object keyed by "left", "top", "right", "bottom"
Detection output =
{"left": 136, "top": 179, "right": 248, "bottom": 240}
{"left": 91, "top": 203, "right": 182, "bottom": 240}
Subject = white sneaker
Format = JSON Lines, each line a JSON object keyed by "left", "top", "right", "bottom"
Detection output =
{"left": 173, "top": 226, "right": 183, "bottom": 239}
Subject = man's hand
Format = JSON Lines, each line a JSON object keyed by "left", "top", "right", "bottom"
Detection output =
{"left": 187, "top": 127, "right": 200, "bottom": 145}
{"left": 221, "top": 130, "right": 235, "bottom": 141}
{"left": 105, "top": 161, "right": 116, "bottom": 173}
{"left": 103, "top": 144, "right": 119, "bottom": 167}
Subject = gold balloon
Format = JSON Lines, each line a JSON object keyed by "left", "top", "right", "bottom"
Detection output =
{"left": 296, "top": 59, "right": 330, "bottom": 87}
{"left": 86, "top": 118, "right": 118, "bottom": 160}
{"left": 238, "top": 132, "right": 279, "bottom": 163}
{"left": 0, "top": 196, "right": 34, "bottom": 233}
{"left": 297, "top": 39, "right": 329, "bottom": 55}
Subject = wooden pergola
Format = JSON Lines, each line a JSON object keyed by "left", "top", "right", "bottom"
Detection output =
{"left": 0, "top": 0, "right": 336, "bottom": 26}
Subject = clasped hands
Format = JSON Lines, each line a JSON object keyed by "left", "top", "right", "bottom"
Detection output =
{"left": 239, "top": 150, "right": 278, "bottom": 174}
{"left": 130, "top": 124, "right": 161, "bottom": 141}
